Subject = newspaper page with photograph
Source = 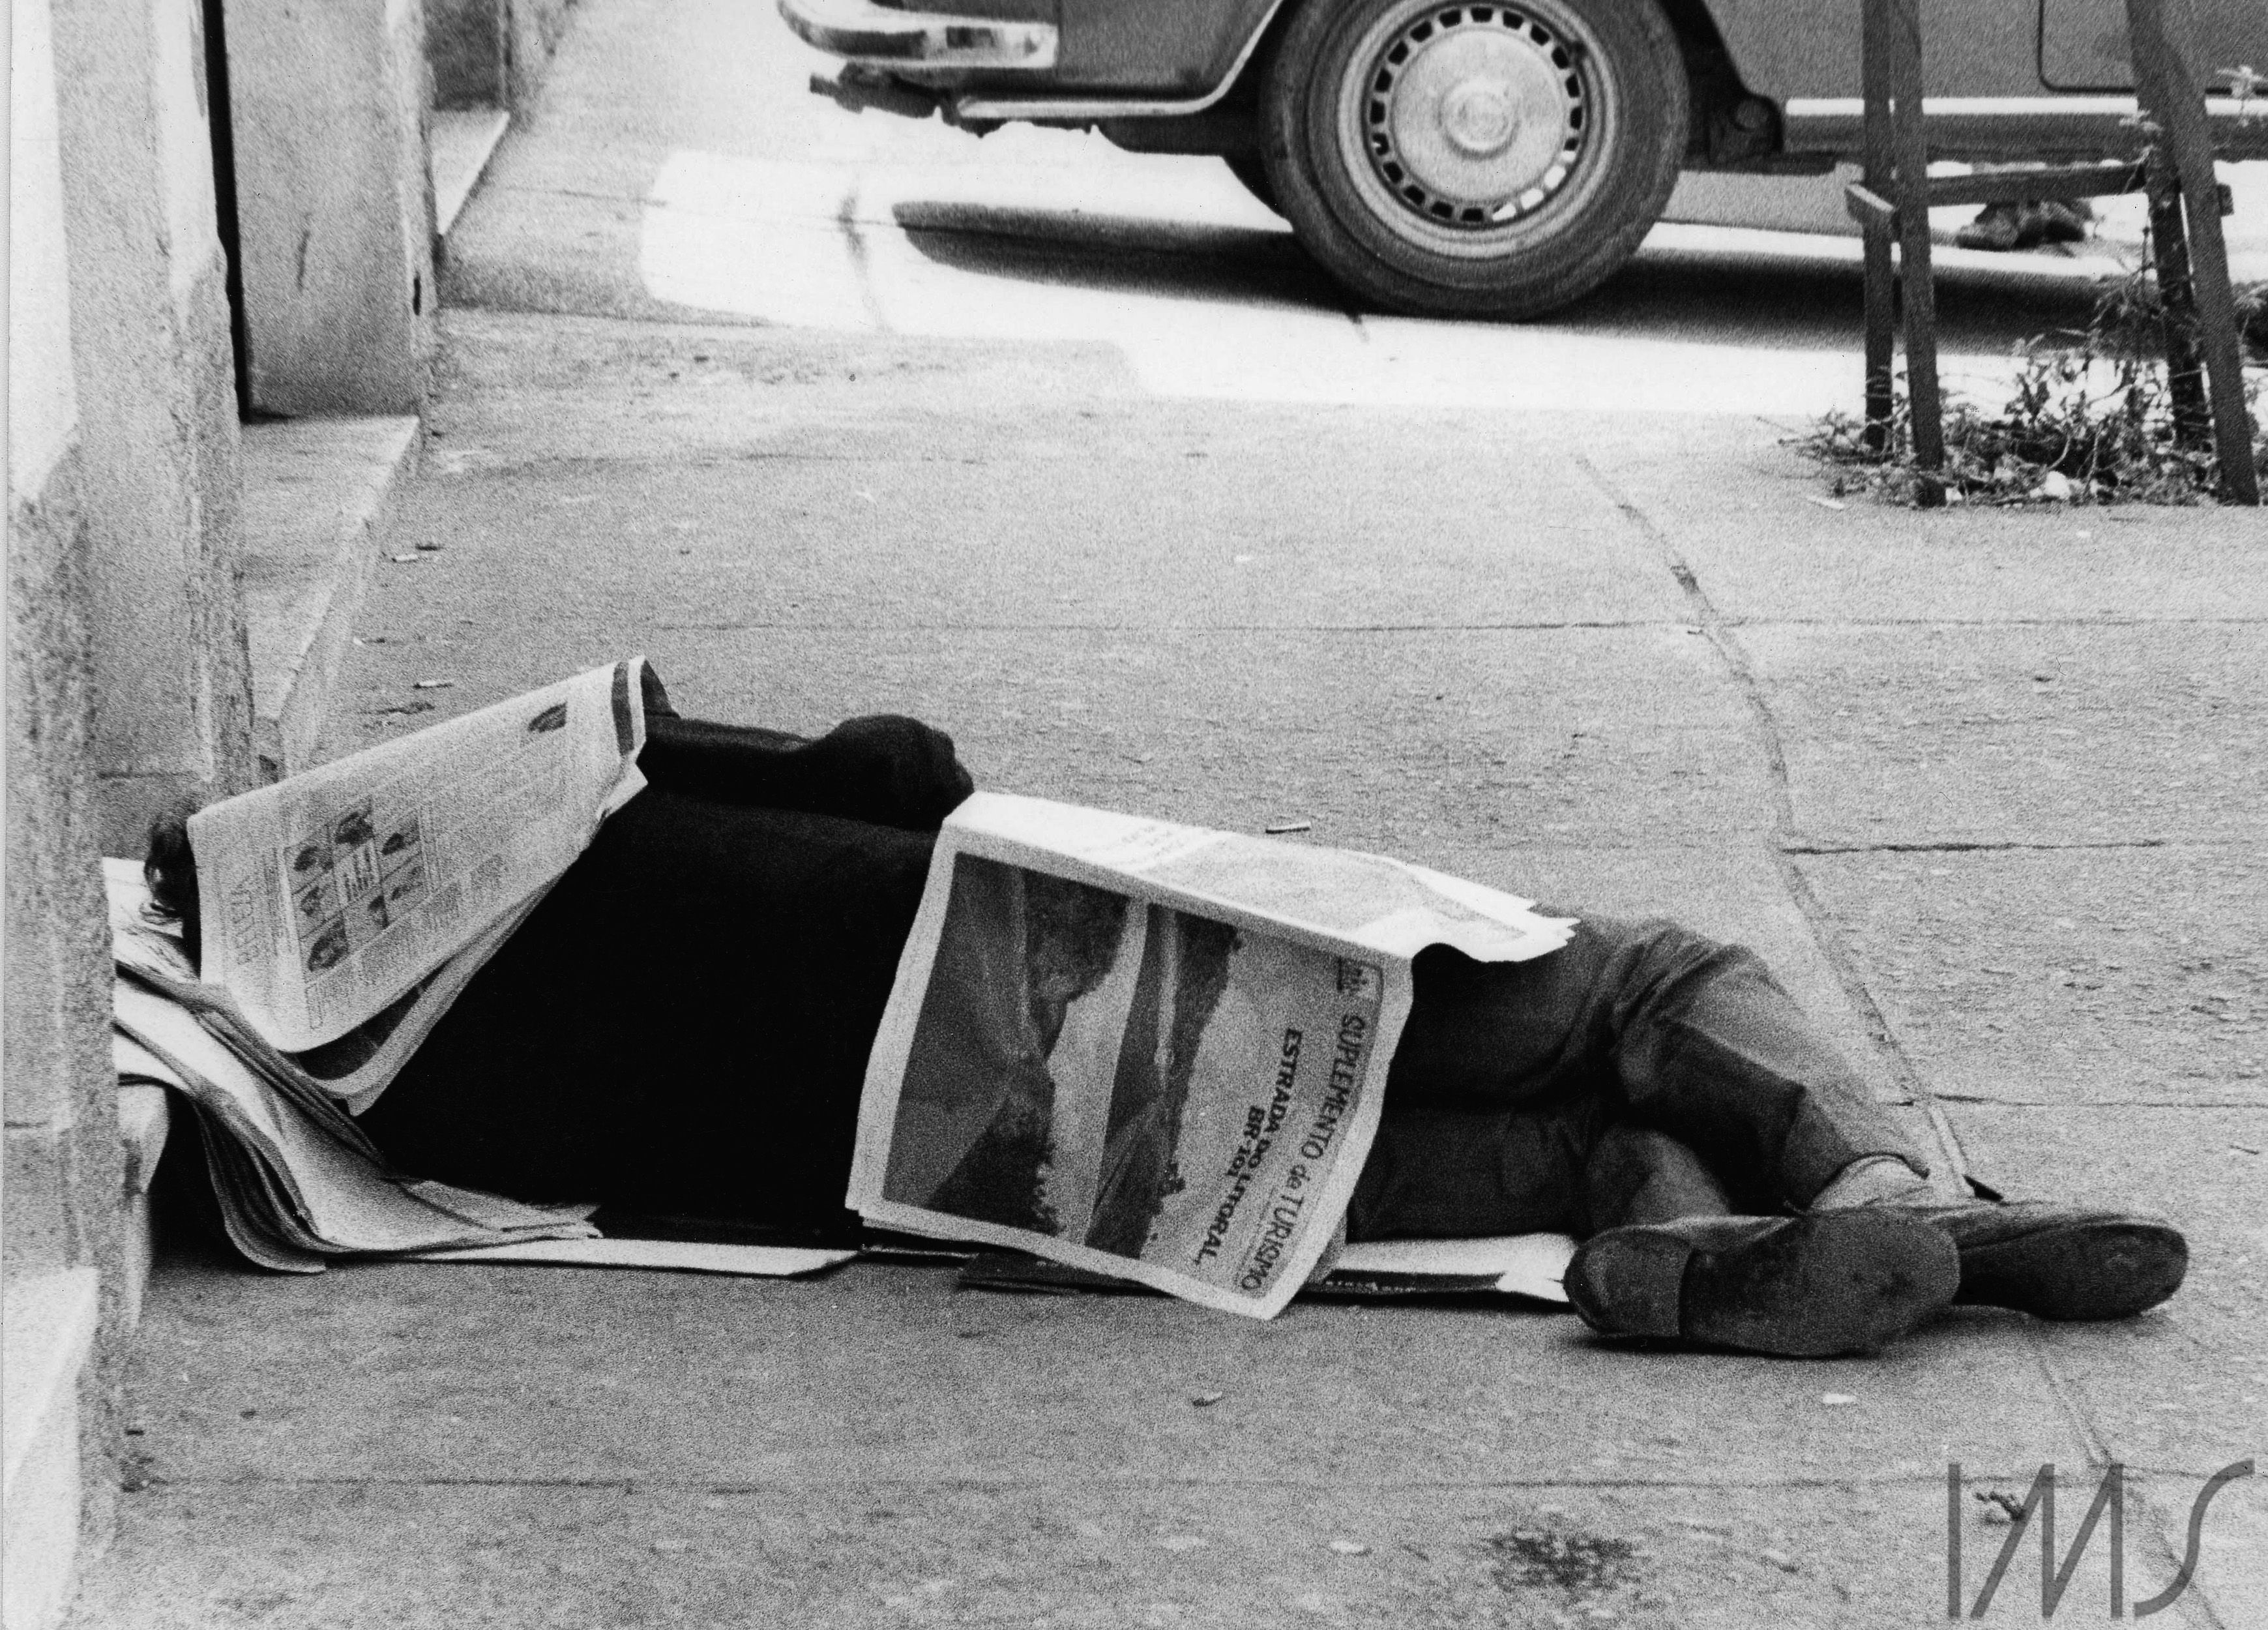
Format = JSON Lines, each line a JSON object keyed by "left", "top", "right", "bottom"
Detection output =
{"left": 186, "top": 659, "right": 649, "bottom": 1056}
{"left": 850, "top": 793, "right": 1576, "bottom": 1319}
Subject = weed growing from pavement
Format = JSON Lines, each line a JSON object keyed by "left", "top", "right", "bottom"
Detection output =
{"left": 1803, "top": 271, "right": 2267, "bottom": 507}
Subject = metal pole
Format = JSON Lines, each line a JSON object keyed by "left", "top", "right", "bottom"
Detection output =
{"left": 1881, "top": 0, "right": 1945, "bottom": 501}
{"left": 2125, "top": 0, "right": 2260, "bottom": 503}
{"left": 2143, "top": 150, "right": 2212, "bottom": 451}
{"left": 1859, "top": 0, "right": 1897, "bottom": 454}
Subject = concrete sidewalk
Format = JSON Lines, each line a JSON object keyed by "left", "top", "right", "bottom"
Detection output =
{"left": 66, "top": 308, "right": 2267, "bottom": 1630}
{"left": 65, "top": 0, "right": 2266, "bottom": 1618}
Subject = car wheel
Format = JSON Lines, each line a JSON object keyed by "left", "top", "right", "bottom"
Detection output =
{"left": 1259, "top": 0, "right": 1688, "bottom": 319}
{"left": 1223, "top": 153, "right": 1283, "bottom": 216}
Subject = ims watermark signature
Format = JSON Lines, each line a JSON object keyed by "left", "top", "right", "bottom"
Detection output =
{"left": 1945, "top": 1459, "right": 2254, "bottom": 1619}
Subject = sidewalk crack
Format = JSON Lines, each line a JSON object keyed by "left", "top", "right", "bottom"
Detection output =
{"left": 1933, "top": 1095, "right": 2264, "bottom": 1108}
{"left": 2022, "top": 1331, "right": 2237, "bottom": 1630}
{"left": 1574, "top": 453, "right": 1966, "bottom": 1180}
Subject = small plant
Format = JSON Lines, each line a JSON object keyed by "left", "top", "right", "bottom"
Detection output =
{"left": 2218, "top": 63, "right": 2267, "bottom": 120}
{"left": 1805, "top": 271, "right": 2267, "bottom": 507}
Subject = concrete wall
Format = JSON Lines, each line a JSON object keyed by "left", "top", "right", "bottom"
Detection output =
{"left": 10, "top": 0, "right": 79, "bottom": 503}
{"left": 504, "top": 0, "right": 575, "bottom": 111}
{"left": 12, "top": 0, "right": 482, "bottom": 1618}
{"left": 7, "top": 0, "right": 116, "bottom": 1297}
{"left": 7, "top": 1, "right": 132, "bottom": 1619}
{"left": 227, "top": 0, "right": 437, "bottom": 415}
{"left": 428, "top": 0, "right": 574, "bottom": 111}
{"left": 428, "top": 0, "right": 508, "bottom": 108}
{"left": 52, "top": 0, "right": 259, "bottom": 855}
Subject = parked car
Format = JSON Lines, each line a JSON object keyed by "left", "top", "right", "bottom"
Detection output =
{"left": 780, "top": 0, "right": 2268, "bottom": 318}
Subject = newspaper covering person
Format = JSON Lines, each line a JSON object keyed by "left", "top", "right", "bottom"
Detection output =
{"left": 184, "top": 659, "right": 650, "bottom": 1058}
{"left": 108, "top": 662, "right": 653, "bottom": 1267}
{"left": 140, "top": 666, "right": 2189, "bottom": 1356}
{"left": 849, "top": 793, "right": 1574, "bottom": 1316}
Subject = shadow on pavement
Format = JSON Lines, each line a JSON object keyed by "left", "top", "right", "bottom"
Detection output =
{"left": 893, "top": 200, "right": 1357, "bottom": 316}
{"left": 1563, "top": 252, "right": 2107, "bottom": 353}
{"left": 895, "top": 197, "right": 2111, "bottom": 355}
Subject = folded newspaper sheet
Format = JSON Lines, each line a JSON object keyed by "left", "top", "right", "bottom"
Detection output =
{"left": 106, "top": 658, "right": 868, "bottom": 1281}
{"left": 109, "top": 862, "right": 598, "bottom": 1272}
{"left": 1329, "top": 1233, "right": 1576, "bottom": 1300}
{"left": 188, "top": 660, "right": 649, "bottom": 1057}
{"left": 104, "top": 660, "right": 647, "bottom": 1271}
{"left": 851, "top": 793, "right": 1576, "bottom": 1319}
{"left": 409, "top": 1239, "right": 858, "bottom": 1276}
{"left": 960, "top": 1232, "right": 1577, "bottom": 1304}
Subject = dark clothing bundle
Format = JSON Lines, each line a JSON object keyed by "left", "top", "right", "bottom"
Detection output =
{"left": 359, "top": 711, "right": 954, "bottom": 1237}
{"left": 361, "top": 709, "right": 1923, "bottom": 1243}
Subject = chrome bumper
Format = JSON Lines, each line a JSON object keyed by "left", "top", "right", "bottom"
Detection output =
{"left": 777, "top": 0, "right": 1056, "bottom": 70}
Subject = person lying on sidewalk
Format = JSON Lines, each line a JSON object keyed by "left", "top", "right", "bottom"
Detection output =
{"left": 141, "top": 686, "right": 2185, "bottom": 1360}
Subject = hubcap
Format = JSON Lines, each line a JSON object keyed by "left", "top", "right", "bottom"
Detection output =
{"left": 1361, "top": 7, "right": 1585, "bottom": 228}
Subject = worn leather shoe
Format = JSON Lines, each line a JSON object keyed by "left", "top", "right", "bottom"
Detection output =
{"left": 2032, "top": 199, "right": 2091, "bottom": 244}
{"left": 1956, "top": 202, "right": 2031, "bottom": 252}
{"left": 1874, "top": 1199, "right": 2187, "bottom": 1320}
{"left": 1565, "top": 1211, "right": 1959, "bottom": 1357}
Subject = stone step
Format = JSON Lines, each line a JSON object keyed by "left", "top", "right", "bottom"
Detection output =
{"left": 241, "top": 415, "right": 422, "bottom": 781}
{"left": 3, "top": 1269, "right": 100, "bottom": 1630}
{"left": 116, "top": 1082, "right": 171, "bottom": 1333}
{"left": 432, "top": 106, "right": 510, "bottom": 238}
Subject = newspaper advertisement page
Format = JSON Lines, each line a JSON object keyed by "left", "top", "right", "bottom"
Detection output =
{"left": 188, "top": 660, "right": 649, "bottom": 1053}
{"left": 850, "top": 793, "right": 1575, "bottom": 1320}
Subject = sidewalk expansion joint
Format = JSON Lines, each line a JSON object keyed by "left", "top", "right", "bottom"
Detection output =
{"left": 1782, "top": 838, "right": 2175, "bottom": 855}
{"left": 1573, "top": 452, "right": 1962, "bottom": 1179}
{"left": 140, "top": 1470, "right": 2043, "bottom": 1494}
{"left": 1739, "top": 614, "right": 2268, "bottom": 628}
{"left": 1933, "top": 1095, "right": 2265, "bottom": 1108}
{"left": 2024, "top": 1328, "right": 2239, "bottom": 1630}
{"left": 649, "top": 620, "right": 1662, "bottom": 634}
{"left": 477, "top": 183, "right": 647, "bottom": 209}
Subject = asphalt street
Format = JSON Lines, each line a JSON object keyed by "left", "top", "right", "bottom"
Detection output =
{"left": 68, "top": 0, "right": 2267, "bottom": 1625}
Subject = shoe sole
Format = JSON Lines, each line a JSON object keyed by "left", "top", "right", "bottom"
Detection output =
{"left": 1955, "top": 1218, "right": 2188, "bottom": 1320}
{"left": 1568, "top": 1212, "right": 1959, "bottom": 1358}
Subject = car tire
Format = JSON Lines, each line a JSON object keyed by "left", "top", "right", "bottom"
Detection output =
{"left": 1224, "top": 153, "right": 1283, "bottom": 216}
{"left": 1258, "top": 0, "right": 1688, "bottom": 319}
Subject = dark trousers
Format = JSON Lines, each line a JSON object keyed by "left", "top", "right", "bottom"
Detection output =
{"left": 1348, "top": 925, "right": 1927, "bottom": 1241}
{"left": 362, "top": 704, "right": 1924, "bottom": 1241}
